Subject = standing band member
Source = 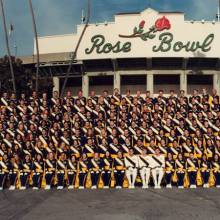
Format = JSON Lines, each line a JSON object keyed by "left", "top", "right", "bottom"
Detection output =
{"left": 124, "top": 148, "right": 138, "bottom": 189}
{"left": 212, "top": 154, "right": 220, "bottom": 188}
{"left": 32, "top": 154, "right": 44, "bottom": 189}
{"left": 45, "top": 152, "right": 56, "bottom": 190}
{"left": 200, "top": 154, "right": 211, "bottom": 188}
{"left": 67, "top": 155, "right": 77, "bottom": 189}
{"left": 151, "top": 148, "right": 165, "bottom": 189}
{"left": 186, "top": 153, "right": 198, "bottom": 188}
{"left": 165, "top": 152, "right": 175, "bottom": 188}
{"left": 0, "top": 154, "right": 9, "bottom": 190}
{"left": 138, "top": 148, "right": 151, "bottom": 189}
{"left": 20, "top": 153, "right": 32, "bottom": 190}
{"left": 90, "top": 152, "right": 102, "bottom": 189}
{"left": 8, "top": 156, "right": 19, "bottom": 190}
{"left": 79, "top": 153, "right": 89, "bottom": 189}
{"left": 102, "top": 151, "right": 113, "bottom": 189}
{"left": 114, "top": 151, "right": 125, "bottom": 189}
{"left": 175, "top": 154, "right": 185, "bottom": 189}
{"left": 56, "top": 152, "right": 67, "bottom": 189}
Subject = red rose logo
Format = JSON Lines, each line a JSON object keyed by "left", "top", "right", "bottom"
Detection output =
{"left": 139, "top": 20, "right": 145, "bottom": 29}
{"left": 155, "top": 16, "right": 171, "bottom": 31}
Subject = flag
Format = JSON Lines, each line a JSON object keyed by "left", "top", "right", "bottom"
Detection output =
{"left": 9, "top": 23, "right": 14, "bottom": 37}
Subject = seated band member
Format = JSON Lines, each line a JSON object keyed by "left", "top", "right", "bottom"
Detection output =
{"left": 212, "top": 154, "right": 220, "bottom": 188}
{"left": 57, "top": 152, "right": 67, "bottom": 190}
{"left": 138, "top": 148, "right": 151, "bottom": 189}
{"left": 124, "top": 148, "right": 138, "bottom": 189}
{"left": 186, "top": 152, "right": 198, "bottom": 188}
{"left": 8, "top": 155, "right": 20, "bottom": 190}
{"left": 200, "top": 154, "right": 211, "bottom": 188}
{"left": 90, "top": 152, "right": 102, "bottom": 189}
{"left": 114, "top": 151, "right": 125, "bottom": 189}
{"left": 0, "top": 154, "right": 9, "bottom": 190}
{"left": 79, "top": 153, "right": 89, "bottom": 189}
{"left": 175, "top": 153, "right": 185, "bottom": 189}
{"left": 151, "top": 148, "right": 165, "bottom": 189}
{"left": 20, "top": 153, "right": 32, "bottom": 190}
{"left": 165, "top": 152, "right": 175, "bottom": 188}
{"left": 45, "top": 152, "right": 56, "bottom": 190}
{"left": 32, "top": 154, "right": 44, "bottom": 190}
{"left": 102, "top": 151, "right": 113, "bottom": 189}
{"left": 67, "top": 155, "right": 77, "bottom": 189}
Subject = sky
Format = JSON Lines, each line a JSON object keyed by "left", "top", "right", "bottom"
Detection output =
{"left": 0, "top": 0, "right": 218, "bottom": 56}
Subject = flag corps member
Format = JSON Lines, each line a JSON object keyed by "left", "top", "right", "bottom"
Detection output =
{"left": 151, "top": 148, "right": 165, "bottom": 189}
{"left": 138, "top": 148, "right": 151, "bottom": 189}
{"left": 124, "top": 148, "right": 138, "bottom": 189}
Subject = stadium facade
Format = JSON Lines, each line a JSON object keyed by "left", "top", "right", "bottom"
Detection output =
{"left": 22, "top": 8, "right": 220, "bottom": 96}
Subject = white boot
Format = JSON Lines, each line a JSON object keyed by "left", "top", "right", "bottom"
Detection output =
{"left": 45, "top": 185, "right": 51, "bottom": 190}
{"left": 68, "top": 185, "right": 74, "bottom": 189}
{"left": 166, "top": 184, "right": 172, "bottom": 189}
{"left": 9, "top": 186, "right": 15, "bottom": 190}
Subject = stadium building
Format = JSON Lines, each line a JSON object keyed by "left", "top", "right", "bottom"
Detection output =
{"left": 21, "top": 8, "right": 220, "bottom": 96}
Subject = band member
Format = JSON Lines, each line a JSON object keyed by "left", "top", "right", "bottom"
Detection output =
{"left": 186, "top": 152, "right": 199, "bottom": 188}
{"left": 102, "top": 151, "right": 113, "bottom": 188}
{"left": 56, "top": 152, "right": 67, "bottom": 189}
{"left": 67, "top": 155, "right": 77, "bottom": 189}
{"left": 175, "top": 153, "right": 185, "bottom": 189}
{"left": 32, "top": 154, "right": 44, "bottom": 189}
{"left": 114, "top": 151, "right": 125, "bottom": 189}
{"left": 151, "top": 148, "right": 165, "bottom": 189}
{"left": 200, "top": 154, "right": 211, "bottom": 188}
{"left": 79, "top": 153, "right": 89, "bottom": 189}
{"left": 90, "top": 152, "right": 103, "bottom": 189}
{"left": 138, "top": 148, "right": 151, "bottom": 189}
{"left": 8, "top": 155, "right": 20, "bottom": 190}
{"left": 19, "top": 153, "right": 32, "bottom": 190}
{"left": 165, "top": 152, "right": 175, "bottom": 188}
{"left": 212, "top": 154, "right": 220, "bottom": 188}
{"left": 124, "top": 148, "right": 138, "bottom": 189}
{"left": 0, "top": 154, "right": 9, "bottom": 190}
{"left": 45, "top": 152, "right": 56, "bottom": 190}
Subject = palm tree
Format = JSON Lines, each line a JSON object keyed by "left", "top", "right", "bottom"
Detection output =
{"left": 28, "top": 0, "right": 40, "bottom": 92}
{"left": 0, "top": 0, "right": 16, "bottom": 94}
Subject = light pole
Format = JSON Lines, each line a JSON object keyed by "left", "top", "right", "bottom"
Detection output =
{"left": 60, "top": 0, "right": 91, "bottom": 97}
{"left": 0, "top": 0, "right": 16, "bottom": 94}
{"left": 28, "top": 0, "right": 40, "bottom": 93}
{"left": 217, "top": 0, "right": 220, "bottom": 21}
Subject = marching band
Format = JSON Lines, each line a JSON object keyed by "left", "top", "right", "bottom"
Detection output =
{"left": 0, "top": 87, "right": 219, "bottom": 190}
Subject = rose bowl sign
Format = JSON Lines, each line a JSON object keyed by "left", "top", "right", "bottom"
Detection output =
{"left": 85, "top": 16, "right": 214, "bottom": 55}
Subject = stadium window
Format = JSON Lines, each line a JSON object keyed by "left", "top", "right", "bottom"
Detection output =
{"left": 89, "top": 75, "right": 113, "bottom": 95}
{"left": 154, "top": 74, "right": 180, "bottom": 94}
{"left": 187, "top": 74, "right": 213, "bottom": 94}
{"left": 121, "top": 75, "right": 146, "bottom": 95}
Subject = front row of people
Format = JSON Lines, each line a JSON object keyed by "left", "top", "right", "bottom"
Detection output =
{"left": 0, "top": 148, "right": 220, "bottom": 190}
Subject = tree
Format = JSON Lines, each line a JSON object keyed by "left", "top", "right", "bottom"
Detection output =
{"left": 0, "top": 55, "right": 34, "bottom": 96}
